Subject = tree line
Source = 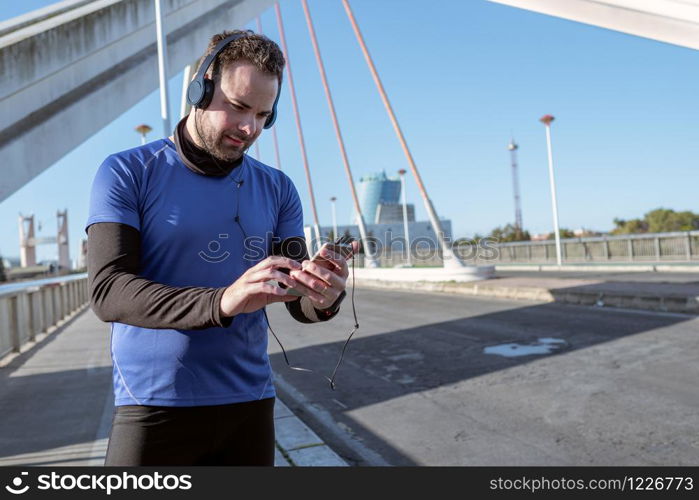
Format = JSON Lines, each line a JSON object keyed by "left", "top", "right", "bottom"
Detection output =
{"left": 457, "top": 208, "right": 699, "bottom": 245}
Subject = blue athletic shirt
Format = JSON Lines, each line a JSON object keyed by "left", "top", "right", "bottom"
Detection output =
{"left": 85, "top": 138, "right": 304, "bottom": 406}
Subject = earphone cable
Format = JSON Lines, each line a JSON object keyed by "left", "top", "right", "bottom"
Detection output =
{"left": 263, "top": 251, "right": 358, "bottom": 391}
{"left": 328, "top": 252, "right": 358, "bottom": 390}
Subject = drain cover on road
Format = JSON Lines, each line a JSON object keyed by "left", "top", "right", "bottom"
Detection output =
{"left": 483, "top": 337, "right": 567, "bottom": 357}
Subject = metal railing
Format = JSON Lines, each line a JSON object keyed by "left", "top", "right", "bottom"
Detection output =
{"left": 351, "top": 230, "right": 699, "bottom": 267}
{"left": 482, "top": 230, "right": 699, "bottom": 264}
{"left": 0, "top": 277, "right": 89, "bottom": 360}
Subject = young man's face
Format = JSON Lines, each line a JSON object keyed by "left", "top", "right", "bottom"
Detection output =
{"left": 197, "top": 60, "right": 278, "bottom": 162}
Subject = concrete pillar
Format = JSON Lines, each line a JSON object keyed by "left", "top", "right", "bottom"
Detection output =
{"left": 65, "top": 282, "right": 71, "bottom": 313}
{"left": 0, "top": 298, "right": 11, "bottom": 358}
{"left": 31, "top": 290, "right": 44, "bottom": 339}
{"left": 56, "top": 285, "right": 63, "bottom": 320}
{"left": 41, "top": 288, "right": 49, "bottom": 326}
{"left": 47, "top": 287, "right": 54, "bottom": 324}
{"left": 47, "top": 287, "right": 54, "bottom": 323}
{"left": 654, "top": 237, "right": 661, "bottom": 261}
{"left": 64, "top": 283, "right": 70, "bottom": 316}
{"left": 61, "top": 284, "right": 68, "bottom": 318}
{"left": 26, "top": 292, "right": 34, "bottom": 341}
{"left": 16, "top": 294, "right": 30, "bottom": 346}
{"left": 70, "top": 281, "right": 77, "bottom": 312}
{"left": 686, "top": 233, "right": 692, "bottom": 261}
{"left": 8, "top": 296, "right": 20, "bottom": 353}
{"left": 17, "top": 291, "right": 31, "bottom": 346}
{"left": 52, "top": 286, "right": 61, "bottom": 323}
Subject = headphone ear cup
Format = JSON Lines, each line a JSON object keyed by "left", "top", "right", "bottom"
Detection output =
{"left": 186, "top": 79, "right": 204, "bottom": 107}
{"left": 264, "top": 82, "right": 282, "bottom": 129}
{"left": 198, "top": 78, "right": 215, "bottom": 109}
{"left": 264, "top": 109, "right": 277, "bottom": 129}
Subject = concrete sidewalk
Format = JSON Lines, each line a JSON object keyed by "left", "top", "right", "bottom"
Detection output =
{"left": 273, "top": 399, "right": 345, "bottom": 466}
{"left": 0, "top": 307, "right": 346, "bottom": 467}
{"left": 351, "top": 269, "right": 699, "bottom": 314}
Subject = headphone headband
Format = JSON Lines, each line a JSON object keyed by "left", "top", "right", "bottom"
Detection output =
{"left": 186, "top": 32, "right": 281, "bottom": 129}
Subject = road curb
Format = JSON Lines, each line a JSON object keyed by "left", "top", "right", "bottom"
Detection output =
{"left": 350, "top": 278, "right": 699, "bottom": 315}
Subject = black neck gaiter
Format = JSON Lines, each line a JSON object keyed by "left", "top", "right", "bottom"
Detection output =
{"left": 173, "top": 115, "right": 243, "bottom": 177}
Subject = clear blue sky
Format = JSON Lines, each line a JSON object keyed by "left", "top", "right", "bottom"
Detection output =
{"left": 1, "top": 0, "right": 697, "bottom": 262}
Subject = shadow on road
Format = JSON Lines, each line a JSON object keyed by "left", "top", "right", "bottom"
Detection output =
{"left": 269, "top": 290, "right": 697, "bottom": 465}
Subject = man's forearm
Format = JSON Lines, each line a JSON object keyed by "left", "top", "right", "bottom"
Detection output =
{"left": 88, "top": 222, "right": 232, "bottom": 330}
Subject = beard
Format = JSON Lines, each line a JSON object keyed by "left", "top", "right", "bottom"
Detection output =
{"left": 196, "top": 111, "right": 251, "bottom": 162}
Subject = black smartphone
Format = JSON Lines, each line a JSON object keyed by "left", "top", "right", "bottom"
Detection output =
{"left": 273, "top": 236, "right": 356, "bottom": 297}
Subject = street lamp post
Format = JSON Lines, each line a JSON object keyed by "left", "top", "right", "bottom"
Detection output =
{"left": 540, "top": 114, "right": 562, "bottom": 266}
{"left": 135, "top": 124, "right": 152, "bottom": 145}
{"left": 330, "top": 197, "right": 338, "bottom": 241}
{"left": 398, "top": 169, "right": 412, "bottom": 267}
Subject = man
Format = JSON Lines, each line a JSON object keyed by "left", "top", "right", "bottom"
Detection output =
{"left": 86, "top": 30, "right": 357, "bottom": 466}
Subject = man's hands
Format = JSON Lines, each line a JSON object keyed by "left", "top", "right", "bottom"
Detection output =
{"left": 219, "top": 256, "right": 302, "bottom": 318}
{"left": 219, "top": 240, "right": 360, "bottom": 318}
{"left": 288, "top": 240, "right": 360, "bottom": 310}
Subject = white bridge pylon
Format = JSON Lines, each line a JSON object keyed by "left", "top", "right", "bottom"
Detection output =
{"left": 18, "top": 210, "right": 70, "bottom": 270}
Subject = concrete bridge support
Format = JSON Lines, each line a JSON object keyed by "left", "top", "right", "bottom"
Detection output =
{"left": 0, "top": 0, "right": 274, "bottom": 202}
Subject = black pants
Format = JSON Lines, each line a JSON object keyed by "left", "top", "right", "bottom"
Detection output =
{"left": 104, "top": 397, "right": 275, "bottom": 466}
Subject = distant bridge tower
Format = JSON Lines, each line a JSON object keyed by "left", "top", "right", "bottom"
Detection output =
{"left": 57, "top": 210, "right": 70, "bottom": 271}
{"left": 507, "top": 138, "right": 523, "bottom": 237}
{"left": 18, "top": 214, "right": 37, "bottom": 267}
{"left": 18, "top": 210, "right": 71, "bottom": 270}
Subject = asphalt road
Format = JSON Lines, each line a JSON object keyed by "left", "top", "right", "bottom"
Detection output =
{"left": 267, "top": 287, "right": 699, "bottom": 466}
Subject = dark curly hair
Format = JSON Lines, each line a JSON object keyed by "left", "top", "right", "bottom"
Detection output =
{"left": 199, "top": 29, "right": 285, "bottom": 85}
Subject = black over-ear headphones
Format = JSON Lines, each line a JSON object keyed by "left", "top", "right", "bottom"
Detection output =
{"left": 186, "top": 32, "right": 281, "bottom": 129}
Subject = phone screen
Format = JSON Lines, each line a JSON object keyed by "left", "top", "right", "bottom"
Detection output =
{"left": 311, "top": 243, "right": 354, "bottom": 263}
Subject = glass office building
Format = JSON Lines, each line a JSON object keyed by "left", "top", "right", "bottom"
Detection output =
{"left": 354, "top": 171, "right": 403, "bottom": 224}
